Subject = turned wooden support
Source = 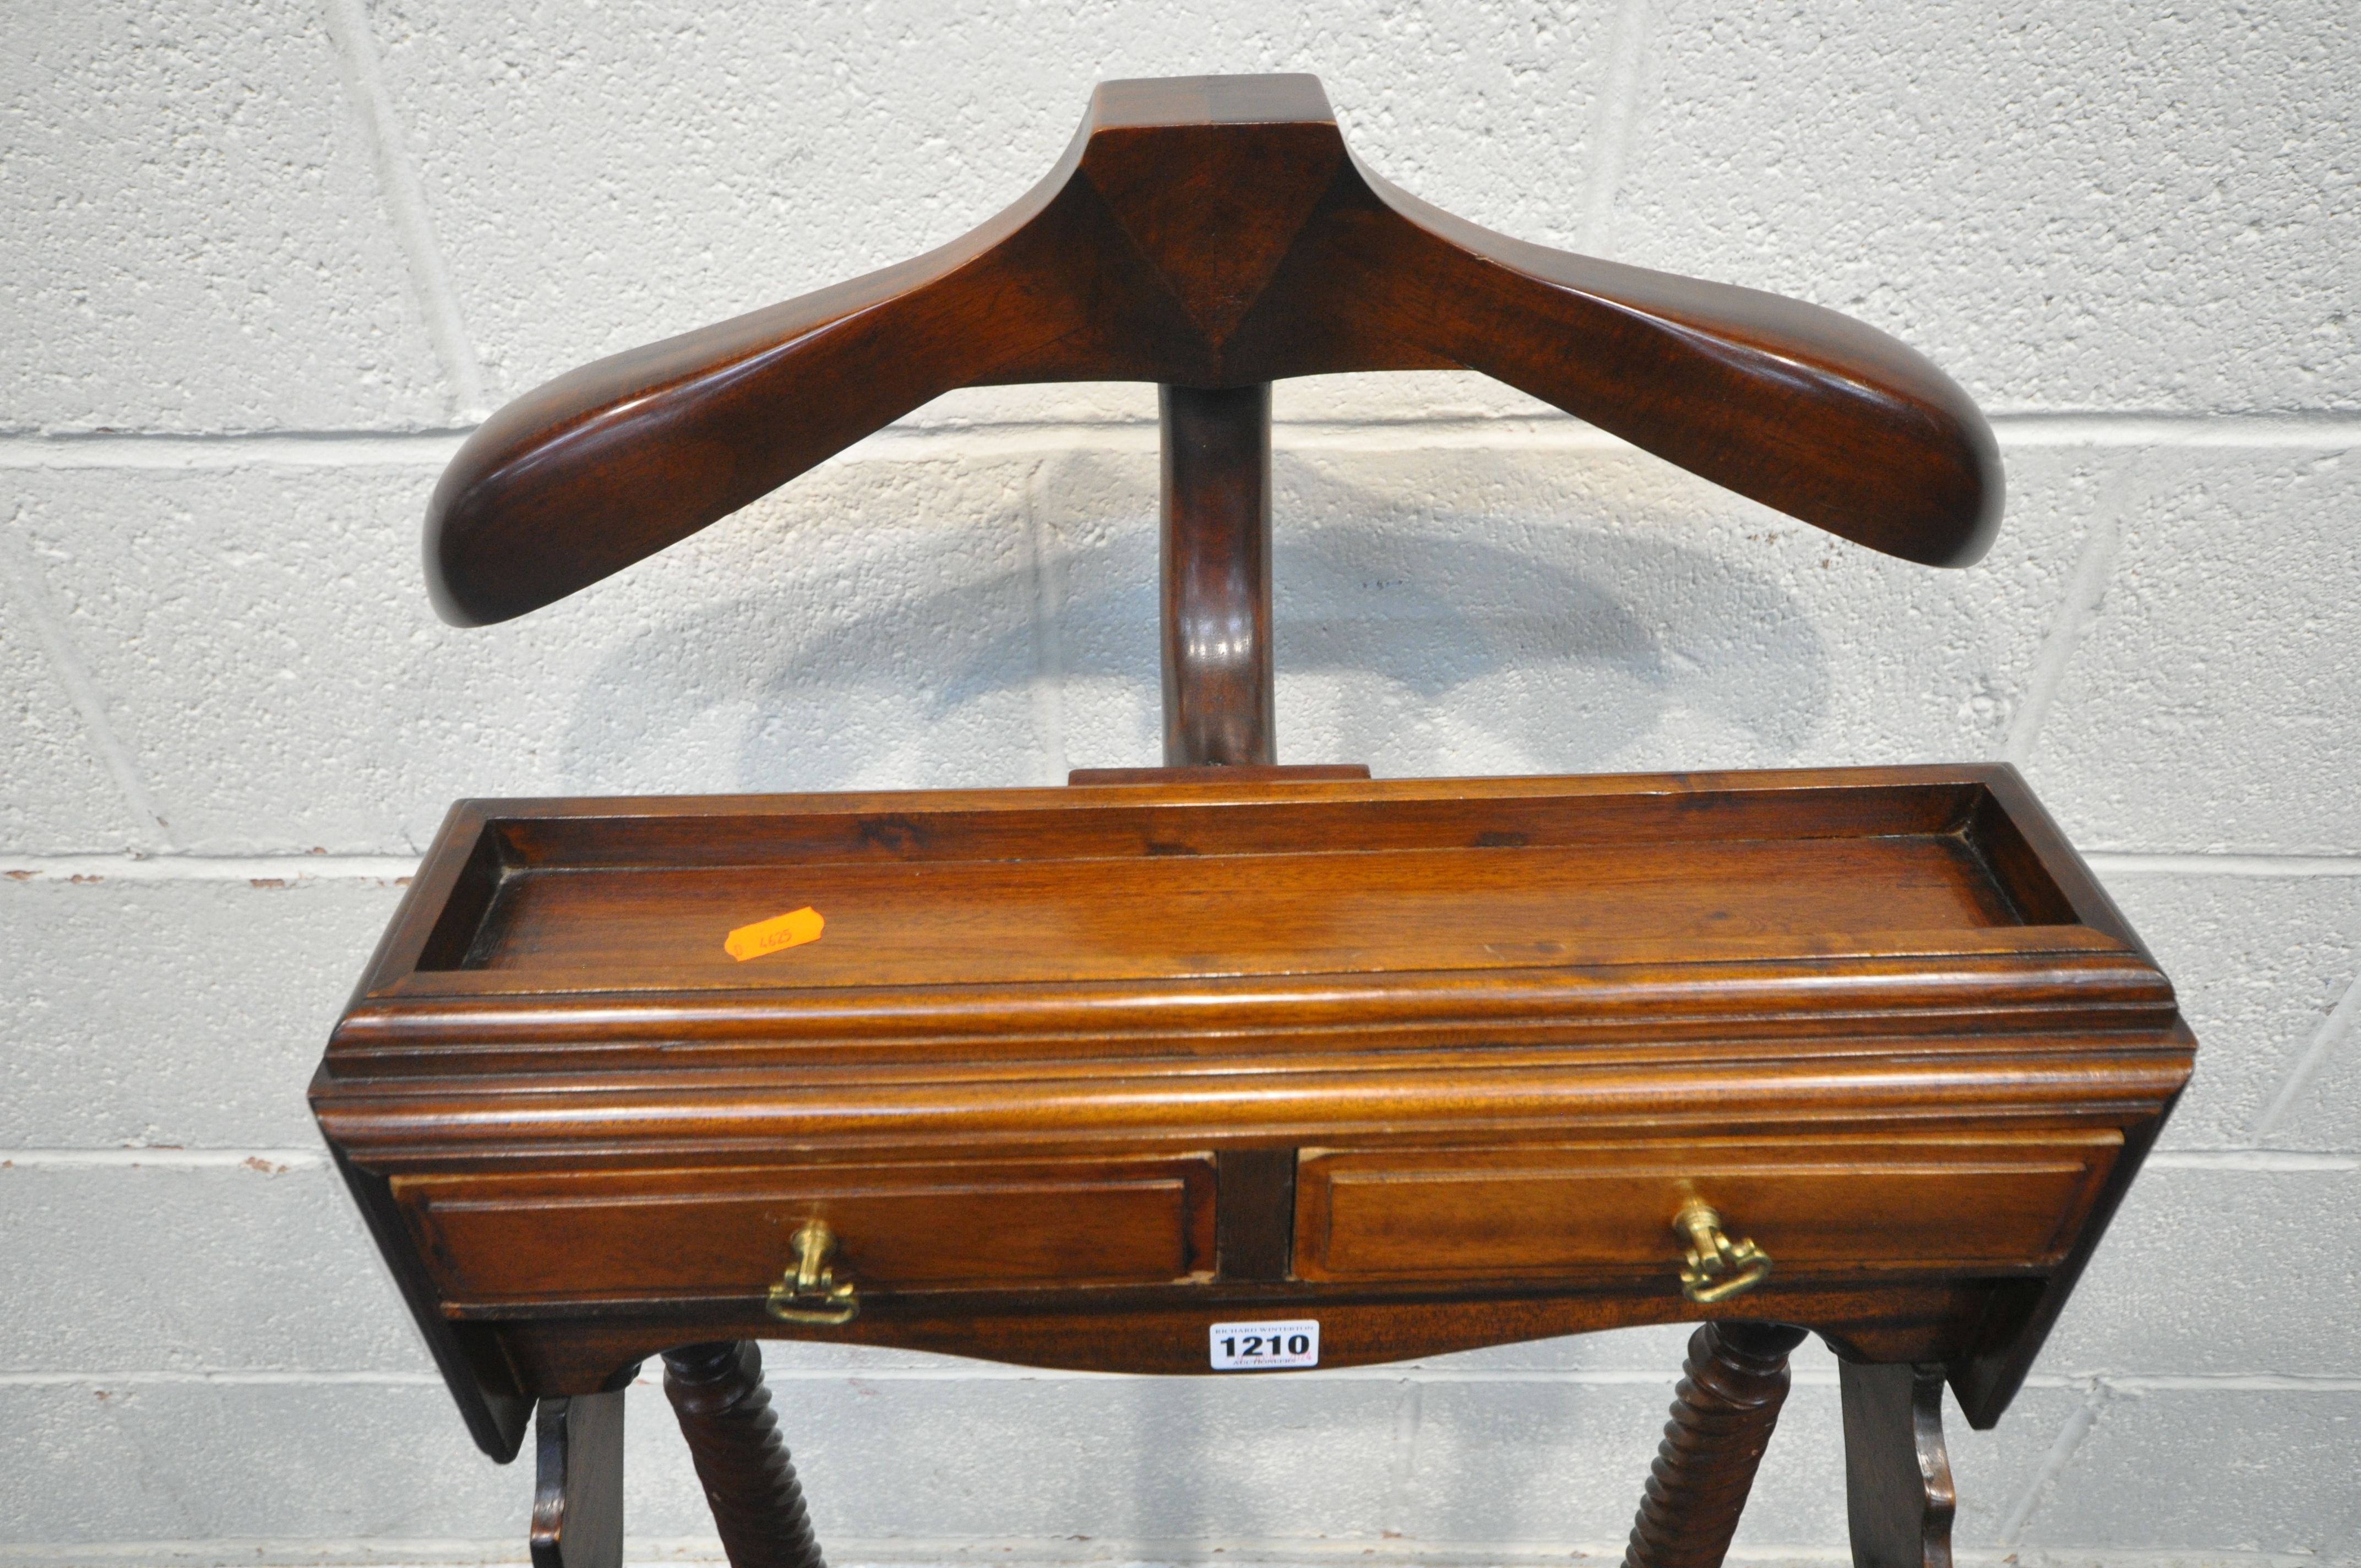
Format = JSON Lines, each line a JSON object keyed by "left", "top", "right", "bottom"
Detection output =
{"left": 661, "top": 1341, "right": 828, "bottom": 1568}
{"left": 531, "top": 1390, "right": 626, "bottom": 1568}
{"left": 1622, "top": 1321, "right": 1809, "bottom": 1568}
{"left": 1840, "top": 1360, "right": 1956, "bottom": 1568}
{"left": 1161, "top": 382, "right": 1276, "bottom": 766}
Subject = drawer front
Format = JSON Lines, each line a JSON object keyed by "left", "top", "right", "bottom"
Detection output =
{"left": 399, "top": 1155, "right": 1217, "bottom": 1304}
{"left": 1296, "top": 1135, "right": 2120, "bottom": 1283}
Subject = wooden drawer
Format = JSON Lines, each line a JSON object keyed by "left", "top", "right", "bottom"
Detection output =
{"left": 398, "top": 1155, "right": 1217, "bottom": 1305}
{"left": 1294, "top": 1135, "right": 2120, "bottom": 1284}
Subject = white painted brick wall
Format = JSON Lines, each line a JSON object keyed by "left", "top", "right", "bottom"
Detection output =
{"left": 3, "top": 1, "right": 2355, "bottom": 1564}
{"left": 0, "top": 0, "right": 456, "bottom": 432}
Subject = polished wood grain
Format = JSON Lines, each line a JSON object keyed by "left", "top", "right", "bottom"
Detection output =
{"left": 313, "top": 763, "right": 2189, "bottom": 1465}
{"left": 1067, "top": 764, "right": 1370, "bottom": 785}
{"left": 1161, "top": 383, "right": 1275, "bottom": 765}
{"left": 1294, "top": 1134, "right": 2118, "bottom": 1283}
{"left": 350, "top": 771, "right": 2124, "bottom": 998}
{"left": 330, "top": 66, "right": 2174, "bottom": 1568}
{"left": 1841, "top": 1360, "right": 1956, "bottom": 1568}
{"left": 531, "top": 1391, "right": 625, "bottom": 1568}
{"left": 423, "top": 73, "right": 2000, "bottom": 628}
{"left": 1622, "top": 1322, "right": 1809, "bottom": 1568}
{"left": 426, "top": 832, "right": 2026, "bottom": 986}
{"left": 661, "top": 1342, "right": 826, "bottom": 1568}
{"left": 327, "top": 1142, "right": 530, "bottom": 1458}
{"left": 400, "top": 1156, "right": 1217, "bottom": 1302}
{"left": 489, "top": 1281, "right": 1994, "bottom": 1392}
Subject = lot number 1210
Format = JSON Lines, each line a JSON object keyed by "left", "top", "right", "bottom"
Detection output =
{"left": 1209, "top": 1319, "right": 1320, "bottom": 1369}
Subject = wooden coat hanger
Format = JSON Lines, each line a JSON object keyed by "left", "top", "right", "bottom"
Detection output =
{"left": 426, "top": 72, "right": 2003, "bottom": 679}
{"left": 321, "top": 74, "right": 2192, "bottom": 1568}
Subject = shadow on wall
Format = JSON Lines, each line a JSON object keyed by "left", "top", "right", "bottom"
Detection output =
{"left": 558, "top": 456, "right": 1831, "bottom": 788}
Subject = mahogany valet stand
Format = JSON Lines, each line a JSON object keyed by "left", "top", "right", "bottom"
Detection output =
{"left": 312, "top": 74, "right": 2194, "bottom": 1568}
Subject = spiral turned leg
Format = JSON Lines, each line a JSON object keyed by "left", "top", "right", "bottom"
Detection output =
{"left": 1620, "top": 1321, "right": 1810, "bottom": 1568}
{"left": 662, "top": 1341, "right": 828, "bottom": 1568}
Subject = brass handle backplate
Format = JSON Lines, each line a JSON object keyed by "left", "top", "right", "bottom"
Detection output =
{"left": 766, "top": 1219, "right": 860, "bottom": 1325}
{"left": 1674, "top": 1198, "right": 1772, "bottom": 1304}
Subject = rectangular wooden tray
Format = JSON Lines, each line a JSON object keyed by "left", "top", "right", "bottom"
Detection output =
{"left": 313, "top": 763, "right": 2191, "bottom": 1460}
{"left": 386, "top": 764, "right": 2097, "bottom": 990}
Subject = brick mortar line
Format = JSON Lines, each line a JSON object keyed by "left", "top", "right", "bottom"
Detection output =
{"left": 2, "top": 411, "right": 2358, "bottom": 468}
{"left": 2085, "top": 852, "right": 2361, "bottom": 876}
{"left": 0, "top": 1148, "right": 329, "bottom": 1168}
{"left": 0, "top": 1550, "right": 2337, "bottom": 1568}
{"left": 2, "top": 854, "right": 421, "bottom": 881}
{"left": 2142, "top": 1151, "right": 2358, "bottom": 1171}
{"left": 0, "top": 1548, "right": 2330, "bottom": 1568}
{"left": 0, "top": 431, "right": 471, "bottom": 468}
{"left": 0, "top": 1370, "right": 440, "bottom": 1386}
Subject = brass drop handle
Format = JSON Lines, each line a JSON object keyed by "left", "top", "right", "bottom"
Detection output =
{"left": 1674, "top": 1198, "right": 1773, "bottom": 1304}
{"left": 766, "top": 1219, "right": 860, "bottom": 1325}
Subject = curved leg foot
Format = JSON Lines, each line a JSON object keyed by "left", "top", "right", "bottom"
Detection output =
{"left": 1621, "top": 1320, "right": 1810, "bottom": 1568}
{"left": 662, "top": 1341, "right": 828, "bottom": 1568}
{"left": 1840, "top": 1360, "right": 1955, "bottom": 1568}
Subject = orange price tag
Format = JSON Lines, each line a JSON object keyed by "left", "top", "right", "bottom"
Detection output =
{"left": 724, "top": 905, "right": 825, "bottom": 962}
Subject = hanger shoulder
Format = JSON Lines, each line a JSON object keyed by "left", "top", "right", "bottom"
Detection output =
{"left": 1341, "top": 166, "right": 2002, "bottom": 568}
{"left": 427, "top": 76, "right": 1354, "bottom": 626}
{"left": 427, "top": 73, "right": 1999, "bottom": 628}
{"left": 425, "top": 123, "right": 1103, "bottom": 625}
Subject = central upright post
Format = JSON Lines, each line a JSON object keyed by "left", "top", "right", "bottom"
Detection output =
{"left": 1160, "top": 383, "right": 1275, "bottom": 766}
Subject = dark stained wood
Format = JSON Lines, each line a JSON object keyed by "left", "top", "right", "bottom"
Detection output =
{"left": 325, "top": 1141, "right": 530, "bottom": 1460}
{"left": 1949, "top": 1093, "right": 2177, "bottom": 1428}
{"left": 369, "top": 767, "right": 2049, "bottom": 887}
{"left": 312, "top": 764, "right": 2188, "bottom": 1431}
{"left": 530, "top": 1391, "right": 625, "bottom": 1568}
{"left": 401, "top": 1155, "right": 1217, "bottom": 1301}
{"left": 661, "top": 1342, "right": 826, "bottom": 1568}
{"left": 1622, "top": 1321, "right": 1810, "bottom": 1568}
{"left": 1161, "top": 382, "right": 1275, "bottom": 765}
{"left": 1840, "top": 1359, "right": 1956, "bottom": 1568}
{"left": 1068, "top": 764, "right": 1369, "bottom": 785}
{"left": 328, "top": 69, "right": 2186, "bottom": 1564}
{"left": 416, "top": 831, "right": 2029, "bottom": 986}
{"left": 424, "top": 73, "right": 2000, "bottom": 628}
{"left": 1296, "top": 1134, "right": 2119, "bottom": 1283}
{"left": 490, "top": 1280, "right": 1993, "bottom": 1392}
{"left": 349, "top": 773, "right": 2117, "bottom": 996}
{"left": 1215, "top": 1148, "right": 1297, "bottom": 1281}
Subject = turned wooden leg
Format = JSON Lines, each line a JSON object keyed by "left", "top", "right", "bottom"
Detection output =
{"left": 531, "top": 1390, "right": 625, "bottom": 1568}
{"left": 1840, "top": 1361, "right": 1955, "bottom": 1568}
{"left": 1621, "top": 1321, "right": 1809, "bottom": 1568}
{"left": 662, "top": 1340, "right": 828, "bottom": 1568}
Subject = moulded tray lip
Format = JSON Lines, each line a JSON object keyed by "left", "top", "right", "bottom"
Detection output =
{"left": 357, "top": 923, "right": 2141, "bottom": 1002}
{"left": 438, "top": 759, "right": 2004, "bottom": 816}
{"left": 340, "top": 762, "right": 2146, "bottom": 1021}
